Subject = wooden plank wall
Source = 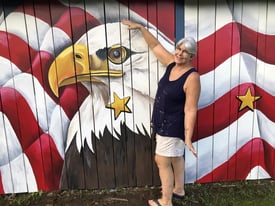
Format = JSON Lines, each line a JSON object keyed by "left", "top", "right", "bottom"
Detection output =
{"left": 184, "top": 0, "right": 275, "bottom": 183}
{"left": 0, "top": 0, "right": 275, "bottom": 195}
{"left": 0, "top": 0, "right": 173, "bottom": 193}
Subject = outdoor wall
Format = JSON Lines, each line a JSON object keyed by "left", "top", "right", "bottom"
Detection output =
{"left": 0, "top": 0, "right": 274, "bottom": 194}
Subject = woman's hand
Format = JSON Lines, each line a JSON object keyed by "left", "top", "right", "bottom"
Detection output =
{"left": 121, "top": 20, "right": 142, "bottom": 30}
{"left": 122, "top": 19, "right": 172, "bottom": 66}
{"left": 185, "top": 140, "right": 197, "bottom": 158}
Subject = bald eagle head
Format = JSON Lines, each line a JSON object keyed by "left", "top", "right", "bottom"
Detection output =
{"left": 48, "top": 22, "right": 173, "bottom": 152}
{"left": 48, "top": 22, "right": 170, "bottom": 98}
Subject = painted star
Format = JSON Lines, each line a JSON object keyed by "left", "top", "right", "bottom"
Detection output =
{"left": 106, "top": 92, "right": 131, "bottom": 119}
{"left": 237, "top": 87, "right": 261, "bottom": 111}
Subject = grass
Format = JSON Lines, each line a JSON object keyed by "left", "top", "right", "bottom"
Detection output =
{"left": 0, "top": 179, "right": 275, "bottom": 205}
{"left": 175, "top": 179, "right": 275, "bottom": 206}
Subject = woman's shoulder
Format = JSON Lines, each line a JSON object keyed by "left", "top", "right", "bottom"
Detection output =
{"left": 167, "top": 62, "right": 176, "bottom": 68}
{"left": 189, "top": 69, "right": 200, "bottom": 77}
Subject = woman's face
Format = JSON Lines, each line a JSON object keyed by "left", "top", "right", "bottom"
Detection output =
{"left": 174, "top": 44, "right": 192, "bottom": 65}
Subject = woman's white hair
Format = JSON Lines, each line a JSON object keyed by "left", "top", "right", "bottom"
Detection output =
{"left": 176, "top": 37, "right": 197, "bottom": 56}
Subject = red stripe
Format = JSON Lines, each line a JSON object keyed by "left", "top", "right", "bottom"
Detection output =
{"left": 59, "top": 84, "right": 90, "bottom": 120}
{"left": 194, "top": 83, "right": 275, "bottom": 141}
{"left": 0, "top": 88, "right": 64, "bottom": 190}
{"left": 118, "top": 0, "right": 174, "bottom": 41}
{"left": 196, "top": 138, "right": 272, "bottom": 183}
{"left": 240, "top": 23, "right": 275, "bottom": 65}
{"left": 263, "top": 140, "right": 275, "bottom": 178}
{"left": 0, "top": 88, "right": 43, "bottom": 150}
{"left": 25, "top": 133, "right": 63, "bottom": 191}
{"left": 54, "top": 8, "right": 100, "bottom": 42}
{"left": 194, "top": 22, "right": 240, "bottom": 74}
{"left": 15, "top": 0, "right": 68, "bottom": 24}
{"left": 30, "top": 51, "right": 55, "bottom": 95}
{"left": 193, "top": 22, "right": 275, "bottom": 75}
{"left": 256, "top": 85, "right": 275, "bottom": 121}
{"left": 0, "top": 31, "right": 35, "bottom": 72}
{"left": 0, "top": 172, "right": 3, "bottom": 194}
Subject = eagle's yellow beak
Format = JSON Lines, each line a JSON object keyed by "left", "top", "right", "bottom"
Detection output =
{"left": 48, "top": 44, "right": 123, "bottom": 97}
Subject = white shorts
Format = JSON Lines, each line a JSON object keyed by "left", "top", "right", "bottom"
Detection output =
{"left": 155, "top": 134, "right": 185, "bottom": 157}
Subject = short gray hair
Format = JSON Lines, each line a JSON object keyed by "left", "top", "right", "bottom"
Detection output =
{"left": 176, "top": 37, "right": 197, "bottom": 56}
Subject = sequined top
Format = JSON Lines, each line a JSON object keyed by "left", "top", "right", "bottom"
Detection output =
{"left": 152, "top": 62, "right": 197, "bottom": 140}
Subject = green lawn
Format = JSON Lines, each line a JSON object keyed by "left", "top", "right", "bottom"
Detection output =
{"left": 175, "top": 179, "right": 275, "bottom": 206}
{"left": 0, "top": 179, "right": 275, "bottom": 206}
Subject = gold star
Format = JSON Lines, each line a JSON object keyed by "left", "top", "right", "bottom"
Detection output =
{"left": 106, "top": 92, "right": 131, "bottom": 119}
{"left": 237, "top": 87, "right": 261, "bottom": 111}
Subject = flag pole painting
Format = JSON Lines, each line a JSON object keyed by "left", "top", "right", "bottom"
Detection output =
{"left": 0, "top": 0, "right": 274, "bottom": 194}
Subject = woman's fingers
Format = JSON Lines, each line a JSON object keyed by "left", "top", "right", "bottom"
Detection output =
{"left": 186, "top": 144, "right": 197, "bottom": 158}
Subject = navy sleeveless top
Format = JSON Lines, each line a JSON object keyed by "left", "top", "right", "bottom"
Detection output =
{"left": 151, "top": 62, "right": 197, "bottom": 140}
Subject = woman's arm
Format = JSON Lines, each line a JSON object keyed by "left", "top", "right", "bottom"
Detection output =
{"left": 122, "top": 20, "right": 174, "bottom": 67}
{"left": 184, "top": 72, "right": 201, "bottom": 157}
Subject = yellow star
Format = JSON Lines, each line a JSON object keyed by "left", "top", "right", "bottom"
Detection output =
{"left": 237, "top": 87, "right": 261, "bottom": 111}
{"left": 106, "top": 92, "right": 131, "bottom": 119}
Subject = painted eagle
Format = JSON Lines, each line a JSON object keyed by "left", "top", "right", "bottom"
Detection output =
{"left": 0, "top": 0, "right": 177, "bottom": 192}
{"left": 47, "top": 22, "right": 174, "bottom": 188}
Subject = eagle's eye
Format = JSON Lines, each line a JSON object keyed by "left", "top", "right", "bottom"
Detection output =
{"left": 75, "top": 53, "right": 82, "bottom": 59}
{"left": 108, "top": 45, "right": 130, "bottom": 64}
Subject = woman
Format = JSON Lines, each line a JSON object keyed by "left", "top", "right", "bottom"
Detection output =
{"left": 122, "top": 20, "right": 200, "bottom": 206}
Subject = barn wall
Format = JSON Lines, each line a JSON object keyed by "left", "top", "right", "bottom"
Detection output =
{"left": 0, "top": 0, "right": 274, "bottom": 194}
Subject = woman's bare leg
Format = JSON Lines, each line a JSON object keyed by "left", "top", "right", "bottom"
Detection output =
{"left": 171, "top": 156, "right": 185, "bottom": 196}
{"left": 148, "top": 154, "right": 173, "bottom": 206}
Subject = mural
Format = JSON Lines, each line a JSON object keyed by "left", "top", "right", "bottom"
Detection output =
{"left": 0, "top": 0, "right": 275, "bottom": 194}
{"left": 185, "top": 0, "right": 275, "bottom": 183}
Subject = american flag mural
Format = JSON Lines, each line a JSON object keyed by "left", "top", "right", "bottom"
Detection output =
{"left": 185, "top": 1, "right": 275, "bottom": 183}
{"left": 0, "top": 0, "right": 274, "bottom": 194}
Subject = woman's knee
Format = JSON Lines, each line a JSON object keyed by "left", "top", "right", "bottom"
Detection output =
{"left": 154, "top": 154, "right": 160, "bottom": 166}
{"left": 155, "top": 154, "right": 171, "bottom": 168}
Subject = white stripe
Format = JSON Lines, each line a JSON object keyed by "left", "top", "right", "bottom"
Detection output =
{"left": 0, "top": 11, "right": 71, "bottom": 56}
{"left": 246, "top": 166, "right": 271, "bottom": 180}
{"left": 0, "top": 8, "right": 3, "bottom": 25}
{"left": 185, "top": 1, "right": 275, "bottom": 40}
{"left": 0, "top": 113, "right": 22, "bottom": 166}
{"left": 3, "top": 73, "right": 68, "bottom": 158}
{"left": 231, "top": 1, "right": 275, "bottom": 34}
{"left": 1, "top": 153, "right": 37, "bottom": 193}
{"left": 199, "top": 53, "right": 275, "bottom": 108}
{"left": 0, "top": 57, "right": 21, "bottom": 86}
{"left": 0, "top": 12, "right": 50, "bottom": 50}
{"left": 257, "top": 110, "right": 275, "bottom": 147}
{"left": 61, "top": 0, "right": 144, "bottom": 25}
{"left": 48, "top": 108, "right": 67, "bottom": 159}
{"left": 39, "top": 27, "right": 72, "bottom": 56}
{"left": 48, "top": 105, "right": 68, "bottom": 159}
{"left": 185, "top": 0, "right": 233, "bottom": 40}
